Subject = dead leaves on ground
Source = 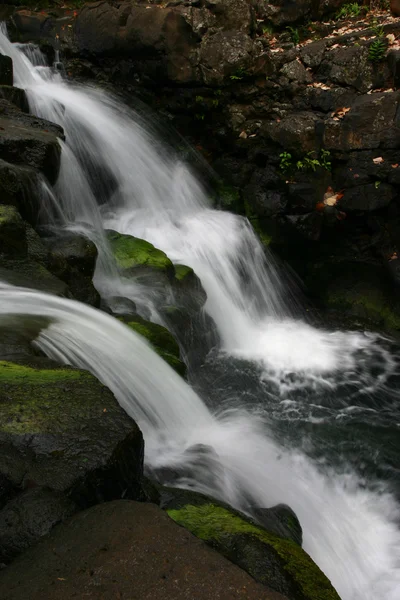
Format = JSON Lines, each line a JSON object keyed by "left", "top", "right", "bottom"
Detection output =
{"left": 331, "top": 107, "right": 351, "bottom": 121}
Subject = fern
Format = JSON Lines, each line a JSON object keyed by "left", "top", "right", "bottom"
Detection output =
{"left": 368, "top": 38, "right": 387, "bottom": 62}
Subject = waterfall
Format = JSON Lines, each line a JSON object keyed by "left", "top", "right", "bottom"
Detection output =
{"left": 1, "top": 25, "right": 400, "bottom": 600}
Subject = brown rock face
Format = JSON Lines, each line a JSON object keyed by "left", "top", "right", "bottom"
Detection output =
{"left": 0, "top": 500, "right": 288, "bottom": 600}
{"left": 391, "top": 0, "right": 400, "bottom": 16}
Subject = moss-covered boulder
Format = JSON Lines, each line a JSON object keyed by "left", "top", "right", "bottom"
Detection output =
{"left": 0, "top": 259, "right": 71, "bottom": 297}
{"left": 120, "top": 315, "right": 186, "bottom": 377}
{"left": 172, "top": 263, "right": 207, "bottom": 314}
{"left": 107, "top": 230, "right": 174, "bottom": 280}
{"left": 0, "top": 204, "right": 26, "bottom": 257}
{"left": 167, "top": 500, "right": 340, "bottom": 600}
{"left": 0, "top": 356, "right": 144, "bottom": 562}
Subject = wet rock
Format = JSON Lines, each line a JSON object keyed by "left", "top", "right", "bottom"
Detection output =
{"left": 0, "top": 108, "right": 63, "bottom": 184}
{"left": 0, "top": 86, "right": 28, "bottom": 112}
{"left": 120, "top": 314, "right": 187, "bottom": 377}
{"left": 0, "top": 205, "right": 26, "bottom": 258}
{"left": 0, "top": 159, "right": 37, "bottom": 220}
{"left": 280, "top": 59, "right": 311, "bottom": 84}
{"left": 165, "top": 494, "right": 340, "bottom": 599}
{"left": 173, "top": 263, "right": 207, "bottom": 314}
{"left": 45, "top": 233, "right": 100, "bottom": 307}
{"left": 0, "top": 260, "right": 70, "bottom": 297}
{"left": 0, "top": 54, "right": 12, "bottom": 86}
{"left": 0, "top": 500, "right": 286, "bottom": 600}
{"left": 0, "top": 356, "right": 144, "bottom": 561}
{"left": 286, "top": 212, "right": 323, "bottom": 241}
{"left": 252, "top": 505, "right": 303, "bottom": 547}
{"left": 261, "top": 112, "right": 321, "bottom": 153}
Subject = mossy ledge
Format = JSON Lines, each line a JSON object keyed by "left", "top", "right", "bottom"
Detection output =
{"left": 167, "top": 503, "right": 341, "bottom": 600}
{"left": 107, "top": 230, "right": 174, "bottom": 276}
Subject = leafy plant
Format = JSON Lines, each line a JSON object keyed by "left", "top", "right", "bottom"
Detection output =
{"left": 230, "top": 67, "right": 246, "bottom": 81}
{"left": 195, "top": 113, "right": 205, "bottom": 121}
{"left": 262, "top": 24, "right": 274, "bottom": 36}
{"left": 368, "top": 38, "right": 387, "bottom": 61}
{"left": 279, "top": 150, "right": 332, "bottom": 174}
{"left": 286, "top": 26, "right": 300, "bottom": 46}
{"left": 335, "top": 3, "right": 361, "bottom": 19}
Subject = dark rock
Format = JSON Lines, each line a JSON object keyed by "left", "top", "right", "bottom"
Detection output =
{"left": 0, "top": 260, "right": 71, "bottom": 297}
{"left": 0, "top": 54, "right": 12, "bottom": 86}
{"left": 0, "top": 159, "right": 37, "bottom": 219}
{"left": 0, "top": 86, "right": 28, "bottom": 112}
{"left": 287, "top": 172, "right": 331, "bottom": 214}
{"left": 0, "top": 488, "right": 76, "bottom": 563}
{"left": 0, "top": 500, "right": 285, "bottom": 600}
{"left": 244, "top": 175, "right": 287, "bottom": 217}
{"left": 0, "top": 205, "right": 26, "bottom": 258}
{"left": 340, "top": 183, "right": 395, "bottom": 212}
{"left": 280, "top": 59, "right": 311, "bottom": 84}
{"left": 261, "top": 112, "right": 322, "bottom": 153}
{"left": 252, "top": 505, "right": 303, "bottom": 547}
{"left": 387, "top": 49, "right": 400, "bottom": 88}
{"left": 391, "top": 0, "right": 400, "bottom": 17}
{"left": 300, "top": 39, "right": 327, "bottom": 69}
{"left": 286, "top": 212, "right": 323, "bottom": 241}
{"left": 323, "top": 92, "right": 400, "bottom": 152}
{"left": 0, "top": 356, "right": 144, "bottom": 561}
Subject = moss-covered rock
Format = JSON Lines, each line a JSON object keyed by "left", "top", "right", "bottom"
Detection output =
{"left": 107, "top": 230, "right": 174, "bottom": 279}
{"left": 0, "top": 204, "right": 26, "bottom": 257}
{"left": 120, "top": 315, "right": 186, "bottom": 377}
{"left": 0, "top": 258, "right": 71, "bottom": 297}
{"left": 167, "top": 502, "right": 340, "bottom": 600}
{"left": 172, "top": 263, "right": 207, "bottom": 315}
{"left": 0, "top": 356, "right": 144, "bottom": 562}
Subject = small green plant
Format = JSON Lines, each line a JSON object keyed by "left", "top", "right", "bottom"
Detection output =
{"left": 286, "top": 26, "right": 300, "bottom": 45}
{"left": 195, "top": 113, "right": 205, "bottom": 121}
{"left": 230, "top": 67, "right": 246, "bottom": 81}
{"left": 279, "top": 150, "right": 332, "bottom": 174}
{"left": 336, "top": 3, "right": 361, "bottom": 19}
{"left": 279, "top": 152, "right": 293, "bottom": 173}
{"left": 374, "top": 180, "right": 382, "bottom": 189}
{"left": 368, "top": 38, "right": 387, "bottom": 61}
{"left": 195, "top": 95, "right": 204, "bottom": 103}
{"left": 371, "top": 20, "right": 385, "bottom": 38}
{"left": 262, "top": 24, "right": 274, "bottom": 36}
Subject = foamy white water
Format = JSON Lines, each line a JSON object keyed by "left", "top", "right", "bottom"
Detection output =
{"left": 1, "top": 24, "right": 400, "bottom": 599}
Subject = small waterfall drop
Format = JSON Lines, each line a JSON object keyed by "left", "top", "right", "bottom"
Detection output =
{"left": 1, "top": 25, "right": 400, "bottom": 600}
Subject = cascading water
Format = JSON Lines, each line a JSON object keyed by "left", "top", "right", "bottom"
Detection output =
{"left": 1, "top": 25, "right": 400, "bottom": 600}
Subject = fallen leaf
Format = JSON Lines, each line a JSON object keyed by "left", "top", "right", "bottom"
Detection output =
{"left": 373, "top": 156, "right": 384, "bottom": 164}
{"left": 392, "top": 163, "right": 399, "bottom": 169}
{"left": 239, "top": 131, "right": 247, "bottom": 139}
{"left": 390, "top": 251, "right": 398, "bottom": 260}
{"left": 337, "top": 211, "right": 347, "bottom": 221}
{"left": 103, "top": 408, "right": 107, "bottom": 413}
{"left": 323, "top": 186, "right": 344, "bottom": 207}
{"left": 387, "top": 34, "right": 396, "bottom": 45}
{"left": 354, "top": 173, "right": 360, "bottom": 179}
{"left": 315, "top": 201, "right": 325, "bottom": 212}
{"left": 57, "top": 578, "right": 66, "bottom": 581}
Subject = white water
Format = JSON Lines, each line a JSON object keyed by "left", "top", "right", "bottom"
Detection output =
{"left": 1, "top": 25, "right": 400, "bottom": 599}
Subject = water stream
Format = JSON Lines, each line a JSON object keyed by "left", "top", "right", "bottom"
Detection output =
{"left": 1, "top": 25, "right": 400, "bottom": 599}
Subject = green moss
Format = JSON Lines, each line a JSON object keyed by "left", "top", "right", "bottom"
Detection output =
{"left": 0, "top": 360, "right": 84, "bottom": 383}
{"left": 0, "top": 205, "right": 20, "bottom": 225}
{"left": 122, "top": 318, "right": 186, "bottom": 377}
{"left": 0, "top": 360, "right": 115, "bottom": 435}
{"left": 174, "top": 264, "right": 194, "bottom": 282}
{"left": 168, "top": 504, "right": 340, "bottom": 600}
{"left": 107, "top": 231, "right": 173, "bottom": 273}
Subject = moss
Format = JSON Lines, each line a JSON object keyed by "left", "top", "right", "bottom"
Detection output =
{"left": 0, "top": 360, "right": 117, "bottom": 435}
{"left": 174, "top": 264, "right": 194, "bottom": 282}
{"left": 122, "top": 317, "right": 186, "bottom": 377}
{"left": 0, "top": 205, "right": 19, "bottom": 225}
{"left": 168, "top": 504, "right": 340, "bottom": 600}
{"left": 107, "top": 231, "right": 173, "bottom": 273}
{"left": 214, "top": 183, "right": 242, "bottom": 213}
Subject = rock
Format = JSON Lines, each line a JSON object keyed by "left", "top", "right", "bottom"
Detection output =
{"left": 323, "top": 92, "right": 400, "bottom": 152}
{"left": 0, "top": 356, "right": 144, "bottom": 561}
{"left": 0, "top": 205, "right": 26, "bottom": 258}
{"left": 167, "top": 500, "right": 340, "bottom": 599}
{"left": 319, "top": 46, "right": 375, "bottom": 94}
{"left": 280, "top": 59, "right": 311, "bottom": 84}
{"left": 243, "top": 166, "right": 285, "bottom": 218}
{"left": 306, "top": 260, "right": 400, "bottom": 330}
{"left": 45, "top": 233, "right": 100, "bottom": 307}
{"left": 0, "top": 54, "right": 12, "bottom": 86}
{"left": 172, "top": 263, "right": 207, "bottom": 314}
{"left": 252, "top": 505, "right": 303, "bottom": 548}
{"left": 340, "top": 183, "right": 395, "bottom": 212}
{"left": 120, "top": 315, "right": 187, "bottom": 377}
{"left": 0, "top": 259, "right": 71, "bottom": 297}
{"left": 255, "top": 0, "right": 345, "bottom": 26}
{"left": 0, "top": 500, "right": 286, "bottom": 600}
{"left": 391, "top": 0, "right": 400, "bottom": 17}
{"left": 262, "top": 112, "right": 321, "bottom": 153}
{"left": 300, "top": 40, "right": 327, "bottom": 69}
{"left": 107, "top": 230, "right": 174, "bottom": 281}
{"left": 0, "top": 86, "right": 28, "bottom": 112}
{"left": 0, "top": 488, "right": 76, "bottom": 563}
{"left": 0, "top": 109, "right": 63, "bottom": 184}
{"left": 199, "top": 31, "right": 260, "bottom": 85}
{"left": 286, "top": 212, "right": 323, "bottom": 241}
{"left": 0, "top": 160, "right": 37, "bottom": 220}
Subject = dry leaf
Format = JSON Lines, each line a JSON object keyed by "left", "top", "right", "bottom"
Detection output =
{"left": 373, "top": 156, "right": 384, "bottom": 164}
{"left": 354, "top": 173, "right": 360, "bottom": 179}
{"left": 392, "top": 163, "right": 399, "bottom": 169}
{"left": 239, "top": 131, "right": 247, "bottom": 139}
{"left": 390, "top": 251, "right": 398, "bottom": 260}
{"left": 387, "top": 34, "right": 396, "bottom": 45}
{"left": 323, "top": 186, "right": 344, "bottom": 207}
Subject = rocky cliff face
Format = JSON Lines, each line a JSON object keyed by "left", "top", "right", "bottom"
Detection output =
{"left": 7, "top": 1, "right": 400, "bottom": 328}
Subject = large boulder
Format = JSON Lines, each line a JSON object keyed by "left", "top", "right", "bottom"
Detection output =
{"left": 0, "top": 53, "right": 12, "bottom": 86}
{"left": 0, "top": 159, "right": 37, "bottom": 221}
{"left": 0, "top": 356, "right": 144, "bottom": 562}
{"left": 0, "top": 205, "right": 26, "bottom": 257}
{"left": 0, "top": 500, "right": 287, "bottom": 600}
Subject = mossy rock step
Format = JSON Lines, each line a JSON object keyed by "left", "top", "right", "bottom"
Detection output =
{"left": 120, "top": 315, "right": 186, "bottom": 377}
{"left": 106, "top": 230, "right": 174, "bottom": 279}
{"left": 167, "top": 502, "right": 340, "bottom": 600}
{"left": 0, "top": 357, "right": 144, "bottom": 561}
{"left": 0, "top": 204, "right": 26, "bottom": 257}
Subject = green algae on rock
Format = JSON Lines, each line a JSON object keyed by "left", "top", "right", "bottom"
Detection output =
{"left": 120, "top": 315, "right": 186, "bottom": 377}
{"left": 167, "top": 503, "right": 341, "bottom": 600}
{"left": 107, "top": 230, "right": 174, "bottom": 278}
